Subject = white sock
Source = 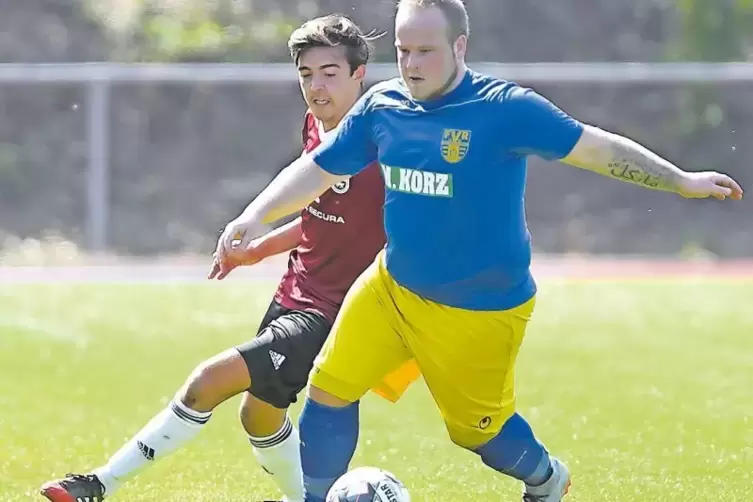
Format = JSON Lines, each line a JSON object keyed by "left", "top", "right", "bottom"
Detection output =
{"left": 92, "top": 397, "right": 212, "bottom": 496}
{"left": 249, "top": 415, "right": 304, "bottom": 502}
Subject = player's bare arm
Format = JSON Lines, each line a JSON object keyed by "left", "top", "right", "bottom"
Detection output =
{"left": 254, "top": 216, "right": 304, "bottom": 256}
{"left": 561, "top": 124, "right": 744, "bottom": 201}
{"left": 243, "top": 155, "right": 343, "bottom": 226}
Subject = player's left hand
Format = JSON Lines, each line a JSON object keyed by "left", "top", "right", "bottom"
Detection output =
{"left": 677, "top": 171, "right": 744, "bottom": 200}
{"left": 207, "top": 252, "right": 236, "bottom": 280}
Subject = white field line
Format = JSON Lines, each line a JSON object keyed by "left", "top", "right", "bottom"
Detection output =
{"left": 1, "top": 257, "right": 752, "bottom": 284}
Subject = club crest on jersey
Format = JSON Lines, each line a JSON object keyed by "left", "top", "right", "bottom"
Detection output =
{"left": 441, "top": 128, "right": 471, "bottom": 164}
{"left": 331, "top": 179, "right": 350, "bottom": 194}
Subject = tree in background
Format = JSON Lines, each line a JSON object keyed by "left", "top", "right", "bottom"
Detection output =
{"left": 85, "top": 0, "right": 304, "bottom": 62}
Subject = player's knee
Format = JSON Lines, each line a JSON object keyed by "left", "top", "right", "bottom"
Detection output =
{"left": 308, "top": 384, "right": 353, "bottom": 408}
{"left": 180, "top": 362, "right": 221, "bottom": 411}
{"left": 445, "top": 417, "right": 504, "bottom": 451}
{"left": 180, "top": 349, "right": 250, "bottom": 412}
{"left": 446, "top": 427, "right": 497, "bottom": 451}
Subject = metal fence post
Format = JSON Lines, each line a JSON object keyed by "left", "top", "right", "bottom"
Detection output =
{"left": 86, "top": 80, "right": 110, "bottom": 252}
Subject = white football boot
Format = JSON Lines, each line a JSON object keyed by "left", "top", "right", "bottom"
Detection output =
{"left": 522, "top": 457, "right": 571, "bottom": 502}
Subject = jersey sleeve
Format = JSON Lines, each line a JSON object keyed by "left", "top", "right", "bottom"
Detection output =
{"left": 310, "top": 93, "right": 378, "bottom": 176}
{"left": 499, "top": 86, "right": 584, "bottom": 161}
{"left": 301, "top": 110, "right": 314, "bottom": 150}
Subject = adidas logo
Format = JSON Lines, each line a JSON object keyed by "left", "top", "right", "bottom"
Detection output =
{"left": 137, "top": 440, "right": 155, "bottom": 461}
{"left": 269, "top": 350, "right": 286, "bottom": 370}
{"left": 77, "top": 497, "right": 102, "bottom": 502}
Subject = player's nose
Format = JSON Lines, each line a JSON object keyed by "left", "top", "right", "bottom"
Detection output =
{"left": 310, "top": 75, "right": 327, "bottom": 91}
{"left": 402, "top": 52, "right": 420, "bottom": 71}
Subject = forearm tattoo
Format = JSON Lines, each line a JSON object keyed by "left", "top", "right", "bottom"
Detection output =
{"left": 600, "top": 139, "right": 682, "bottom": 193}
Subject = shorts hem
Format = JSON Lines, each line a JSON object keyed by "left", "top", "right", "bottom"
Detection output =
{"left": 309, "top": 366, "right": 368, "bottom": 403}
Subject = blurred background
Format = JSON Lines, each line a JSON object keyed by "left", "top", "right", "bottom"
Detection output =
{"left": 0, "top": 0, "right": 751, "bottom": 264}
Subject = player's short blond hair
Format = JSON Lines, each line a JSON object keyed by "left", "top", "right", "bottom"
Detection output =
{"left": 287, "top": 14, "right": 383, "bottom": 74}
{"left": 396, "top": 0, "right": 470, "bottom": 41}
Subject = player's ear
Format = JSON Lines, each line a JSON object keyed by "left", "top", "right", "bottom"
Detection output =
{"left": 352, "top": 64, "right": 366, "bottom": 83}
{"left": 453, "top": 35, "right": 467, "bottom": 60}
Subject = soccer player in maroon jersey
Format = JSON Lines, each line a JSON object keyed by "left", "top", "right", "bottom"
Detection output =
{"left": 40, "top": 15, "right": 419, "bottom": 502}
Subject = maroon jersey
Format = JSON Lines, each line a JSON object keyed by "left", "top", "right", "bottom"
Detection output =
{"left": 274, "top": 110, "right": 386, "bottom": 322}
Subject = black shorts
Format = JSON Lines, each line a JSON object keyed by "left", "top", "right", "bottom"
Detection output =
{"left": 236, "top": 301, "right": 332, "bottom": 409}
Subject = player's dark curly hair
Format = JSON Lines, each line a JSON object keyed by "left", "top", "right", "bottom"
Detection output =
{"left": 288, "top": 15, "right": 384, "bottom": 75}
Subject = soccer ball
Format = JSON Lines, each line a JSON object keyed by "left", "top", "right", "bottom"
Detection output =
{"left": 326, "top": 466, "right": 411, "bottom": 502}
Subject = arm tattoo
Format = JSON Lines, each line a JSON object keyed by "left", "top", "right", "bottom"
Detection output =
{"left": 573, "top": 129, "right": 684, "bottom": 193}
{"left": 607, "top": 155, "right": 671, "bottom": 190}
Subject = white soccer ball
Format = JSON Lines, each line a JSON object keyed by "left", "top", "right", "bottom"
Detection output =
{"left": 326, "top": 466, "right": 411, "bottom": 502}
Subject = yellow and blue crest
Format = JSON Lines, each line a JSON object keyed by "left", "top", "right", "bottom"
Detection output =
{"left": 440, "top": 128, "right": 471, "bottom": 164}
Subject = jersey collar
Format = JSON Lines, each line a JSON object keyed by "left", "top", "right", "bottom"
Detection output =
{"left": 413, "top": 68, "right": 474, "bottom": 110}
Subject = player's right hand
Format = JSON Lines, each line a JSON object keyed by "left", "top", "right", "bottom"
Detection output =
{"left": 677, "top": 171, "right": 744, "bottom": 200}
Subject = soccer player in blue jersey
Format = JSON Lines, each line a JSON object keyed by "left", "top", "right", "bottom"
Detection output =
{"left": 214, "top": 1, "right": 744, "bottom": 500}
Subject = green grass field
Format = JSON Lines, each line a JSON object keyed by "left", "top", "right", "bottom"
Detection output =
{"left": 2, "top": 278, "right": 753, "bottom": 501}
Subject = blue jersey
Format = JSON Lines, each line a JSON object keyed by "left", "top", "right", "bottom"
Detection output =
{"left": 312, "top": 69, "right": 584, "bottom": 310}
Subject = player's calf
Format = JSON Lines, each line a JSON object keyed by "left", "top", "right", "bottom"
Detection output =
{"left": 299, "top": 386, "right": 360, "bottom": 502}
{"left": 470, "top": 412, "right": 553, "bottom": 485}
{"left": 241, "top": 392, "right": 305, "bottom": 502}
{"left": 464, "top": 413, "right": 570, "bottom": 501}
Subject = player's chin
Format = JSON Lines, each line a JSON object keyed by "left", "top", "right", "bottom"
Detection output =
{"left": 309, "top": 103, "right": 334, "bottom": 121}
{"left": 406, "top": 83, "right": 431, "bottom": 100}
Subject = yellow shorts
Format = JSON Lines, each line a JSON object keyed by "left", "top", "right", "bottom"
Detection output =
{"left": 311, "top": 251, "right": 536, "bottom": 449}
